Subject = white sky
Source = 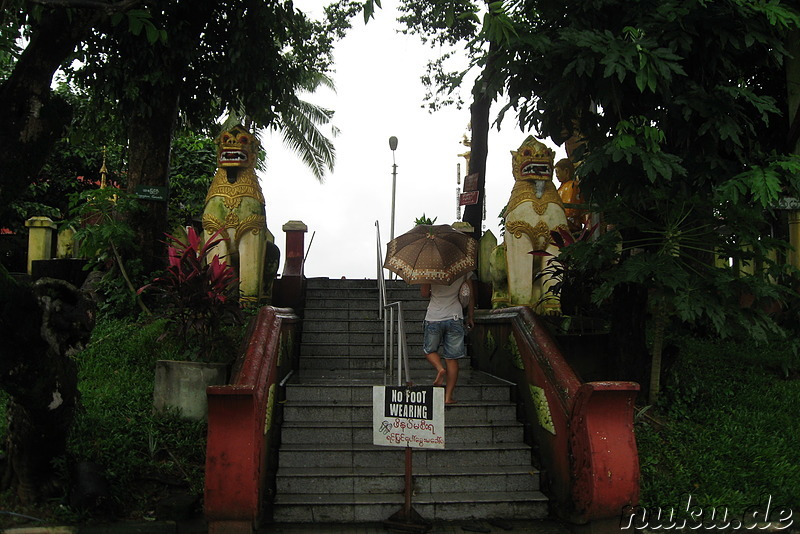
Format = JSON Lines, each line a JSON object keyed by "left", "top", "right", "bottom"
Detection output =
{"left": 260, "top": 0, "right": 565, "bottom": 279}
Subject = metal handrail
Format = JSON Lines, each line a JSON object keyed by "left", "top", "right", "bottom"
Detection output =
{"left": 376, "top": 221, "right": 412, "bottom": 386}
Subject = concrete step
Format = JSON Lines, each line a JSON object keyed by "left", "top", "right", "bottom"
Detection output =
{"left": 304, "top": 307, "right": 425, "bottom": 321}
{"left": 300, "top": 352, "right": 431, "bottom": 370}
{"left": 272, "top": 279, "right": 546, "bottom": 525}
{"left": 276, "top": 465, "right": 540, "bottom": 494}
{"left": 304, "top": 297, "right": 382, "bottom": 310}
{"left": 300, "top": 319, "right": 392, "bottom": 333}
{"left": 301, "top": 330, "right": 424, "bottom": 345}
{"left": 304, "top": 277, "right": 425, "bottom": 293}
{"left": 277, "top": 442, "right": 533, "bottom": 469}
{"left": 280, "top": 420, "right": 525, "bottom": 445}
{"left": 284, "top": 370, "right": 515, "bottom": 402}
{"left": 271, "top": 490, "right": 548, "bottom": 523}
{"left": 296, "top": 355, "right": 428, "bottom": 372}
{"left": 303, "top": 307, "right": 387, "bottom": 321}
{"left": 298, "top": 346, "right": 422, "bottom": 360}
{"left": 281, "top": 400, "right": 518, "bottom": 424}
{"left": 305, "top": 277, "right": 380, "bottom": 289}
{"left": 304, "top": 291, "right": 428, "bottom": 311}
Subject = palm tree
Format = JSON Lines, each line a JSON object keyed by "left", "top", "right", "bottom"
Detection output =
{"left": 271, "top": 72, "right": 339, "bottom": 182}
{"left": 226, "top": 71, "right": 339, "bottom": 183}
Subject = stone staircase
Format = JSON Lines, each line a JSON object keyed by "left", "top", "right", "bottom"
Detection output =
{"left": 271, "top": 277, "right": 548, "bottom": 523}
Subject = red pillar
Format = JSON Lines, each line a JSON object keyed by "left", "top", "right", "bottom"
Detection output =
{"left": 281, "top": 220, "right": 307, "bottom": 277}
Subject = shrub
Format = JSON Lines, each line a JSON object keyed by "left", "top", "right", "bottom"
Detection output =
{"left": 636, "top": 334, "right": 800, "bottom": 516}
{"left": 138, "top": 228, "right": 241, "bottom": 362}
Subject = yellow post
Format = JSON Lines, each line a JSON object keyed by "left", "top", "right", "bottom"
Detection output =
{"left": 57, "top": 227, "right": 76, "bottom": 259}
{"left": 25, "top": 216, "right": 57, "bottom": 274}
{"left": 477, "top": 229, "right": 497, "bottom": 284}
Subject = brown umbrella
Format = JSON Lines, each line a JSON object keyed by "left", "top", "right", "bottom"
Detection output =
{"left": 383, "top": 224, "right": 478, "bottom": 285}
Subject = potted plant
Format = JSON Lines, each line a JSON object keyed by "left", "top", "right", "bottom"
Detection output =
{"left": 139, "top": 228, "right": 242, "bottom": 419}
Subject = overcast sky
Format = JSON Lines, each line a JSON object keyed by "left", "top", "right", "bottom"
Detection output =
{"left": 259, "top": 0, "right": 565, "bottom": 279}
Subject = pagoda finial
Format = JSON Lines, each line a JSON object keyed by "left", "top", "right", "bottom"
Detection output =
{"left": 99, "top": 146, "right": 108, "bottom": 189}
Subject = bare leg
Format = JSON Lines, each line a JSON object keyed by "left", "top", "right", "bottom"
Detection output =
{"left": 426, "top": 352, "right": 446, "bottom": 386}
{"left": 444, "top": 358, "right": 459, "bottom": 404}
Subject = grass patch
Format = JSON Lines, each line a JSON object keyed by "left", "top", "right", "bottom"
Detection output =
{"left": 637, "top": 334, "right": 800, "bottom": 516}
{"left": 0, "top": 317, "right": 215, "bottom": 528}
{"left": 70, "top": 318, "right": 208, "bottom": 504}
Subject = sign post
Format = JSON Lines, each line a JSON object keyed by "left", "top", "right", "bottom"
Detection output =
{"left": 373, "top": 385, "right": 444, "bottom": 532}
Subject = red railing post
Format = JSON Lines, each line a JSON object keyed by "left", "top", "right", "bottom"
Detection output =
{"left": 570, "top": 382, "right": 640, "bottom": 522}
{"left": 204, "top": 306, "right": 299, "bottom": 533}
{"left": 205, "top": 387, "right": 258, "bottom": 533}
{"left": 478, "top": 307, "right": 641, "bottom": 524}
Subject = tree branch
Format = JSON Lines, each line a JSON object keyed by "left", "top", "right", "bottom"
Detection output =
{"left": 29, "top": 0, "right": 142, "bottom": 14}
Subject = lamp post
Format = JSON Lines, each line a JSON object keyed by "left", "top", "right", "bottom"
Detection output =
{"left": 389, "top": 136, "right": 398, "bottom": 244}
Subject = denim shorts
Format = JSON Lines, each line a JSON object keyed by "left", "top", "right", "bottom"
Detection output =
{"left": 422, "top": 319, "right": 466, "bottom": 360}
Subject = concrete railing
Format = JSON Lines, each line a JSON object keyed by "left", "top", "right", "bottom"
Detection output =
{"left": 472, "top": 306, "right": 640, "bottom": 524}
{"left": 204, "top": 306, "right": 300, "bottom": 533}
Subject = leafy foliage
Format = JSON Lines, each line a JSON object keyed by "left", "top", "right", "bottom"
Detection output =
{"left": 637, "top": 334, "right": 800, "bottom": 514}
{"left": 138, "top": 228, "right": 241, "bottom": 363}
{"left": 265, "top": 71, "right": 341, "bottom": 182}
{"left": 66, "top": 188, "right": 141, "bottom": 267}
{"left": 69, "top": 2, "right": 351, "bottom": 138}
{"left": 398, "top": 0, "right": 484, "bottom": 110}
{"left": 404, "top": 0, "right": 800, "bottom": 363}
{"left": 414, "top": 213, "right": 438, "bottom": 225}
{"left": 167, "top": 133, "right": 216, "bottom": 231}
{"left": 69, "top": 318, "right": 209, "bottom": 517}
{"left": 63, "top": 187, "right": 148, "bottom": 318}
{"left": 531, "top": 224, "right": 612, "bottom": 316}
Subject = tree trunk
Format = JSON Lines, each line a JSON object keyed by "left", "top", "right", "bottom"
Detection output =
{"left": 608, "top": 281, "right": 650, "bottom": 391}
{"left": 0, "top": 275, "right": 95, "bottom": 503}
{"left": 0, "top": 8, "right": 96, "bottom": 218}
{"left": 648, "top": 297, "right": 668, "bottom": 404}
{"left": 464, "top": 89, "right": 490, "bottom": 240}
{"left": 125, "top": 86, "right": 181, "bottom": 273}
{"left": 463, "top": 46, "right": 497, "bottom": 245}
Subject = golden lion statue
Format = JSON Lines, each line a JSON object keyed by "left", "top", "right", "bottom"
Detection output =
{"left": 202, "top": 124, "right": 278, "bottom": 305}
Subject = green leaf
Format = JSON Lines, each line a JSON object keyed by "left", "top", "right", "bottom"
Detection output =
{"left": 129, "top": 16, "right": 143, "bottom": 36}
{"left": 635, "top": 68, "right": 648, "bottom": 93}
{"left": 145, "top": 25, "right": 159, "bottom": 44}
{"left": 615, "top": 133, "right": 636, "bottom": 149}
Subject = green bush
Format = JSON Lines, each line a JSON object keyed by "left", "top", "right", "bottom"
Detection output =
{"left": 637, "top": 334, "right": 800, "bottom": 515}
{"left": 69, "top": 318, "right": 208, "bottom": 503}
{"left": 0, "top": 317, "right": 209, "bottom": 526}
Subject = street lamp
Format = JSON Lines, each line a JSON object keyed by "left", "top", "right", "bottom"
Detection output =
{"left": 389, "top": 136, "right": 398, "bottom": 244}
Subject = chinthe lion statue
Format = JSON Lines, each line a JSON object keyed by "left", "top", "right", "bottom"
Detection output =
{"left": 493, "top": 136, "right": 569, "bottom": 313}
{"left": 202, "top": 124, "right": 278, "bottom": 306}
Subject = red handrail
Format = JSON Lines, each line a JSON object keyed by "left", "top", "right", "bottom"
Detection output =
{"left": 477, "top": 307, "right": 640, "bottom": 523}
{"left": 204, "top": 306, "right": 299, "bottom": 534}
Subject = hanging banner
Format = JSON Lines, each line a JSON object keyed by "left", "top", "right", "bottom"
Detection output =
{"left": 459, "top": 191, "right": 480, "bottom": 206}
{"left": 372, "top": 385, "right": 444, "bottom": 449}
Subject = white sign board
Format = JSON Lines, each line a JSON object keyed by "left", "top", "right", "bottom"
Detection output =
{"left": 372, "top": 386, "right": 445, "bottom": 449}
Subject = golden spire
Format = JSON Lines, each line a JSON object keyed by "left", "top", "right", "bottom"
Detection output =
{"left": 99, "top": 146, "right": 108, "bottom": 189}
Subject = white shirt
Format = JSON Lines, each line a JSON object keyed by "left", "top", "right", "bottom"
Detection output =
{"left": 425, "top": 275, "right": 467, "bottom": 322}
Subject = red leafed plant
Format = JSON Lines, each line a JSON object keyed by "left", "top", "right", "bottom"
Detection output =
{"left": 138, "top": 227, "right": 241, "bottom": 362}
